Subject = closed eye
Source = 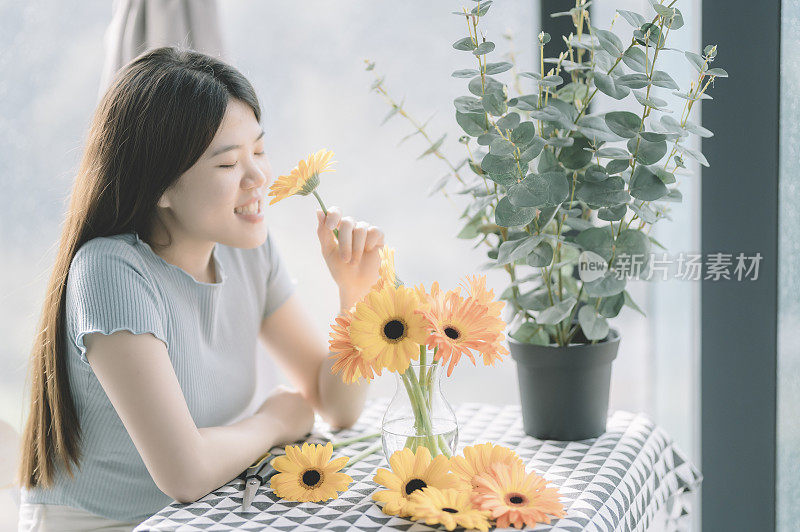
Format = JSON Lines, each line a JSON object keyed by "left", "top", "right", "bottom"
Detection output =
{"left": 219, "top": 152, "right": 264, "bottom": 169}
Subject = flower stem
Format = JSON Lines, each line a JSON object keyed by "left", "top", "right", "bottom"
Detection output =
{"left": 312, "top": 189, "right": 339, "bottom": 239}
{"left": 346, "top": 441, "right": 383, "bottom": 466}
{"left": 331, "top": 431, "right": 381, "bottom": 449}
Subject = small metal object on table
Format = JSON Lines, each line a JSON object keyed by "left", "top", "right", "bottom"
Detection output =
{"left": 135, "top": 399, "right": 701, "bottom": 531}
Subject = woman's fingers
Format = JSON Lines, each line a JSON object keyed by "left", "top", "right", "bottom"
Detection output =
{"left": 350, "top": 221, "right": 369, "bottom": 263}
{"left": 365, "top": 226, "right": 384, "bottom": 251}
{"left": 316, "top": 210, "right": 337, "bottom": 257}
{"left": 337, "top": 216, "right": 354, "bottom": 262}
{"left": 324, "top": 206, "right": 342, "bottom": 230}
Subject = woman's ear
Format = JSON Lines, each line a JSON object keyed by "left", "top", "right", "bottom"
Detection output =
{"left": 157, "top": 192, "right": 171, "bottom": 209}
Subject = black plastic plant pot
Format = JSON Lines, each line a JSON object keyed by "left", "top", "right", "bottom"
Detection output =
{"left": 509, "top": 328, "right": 620, "bottom": 441}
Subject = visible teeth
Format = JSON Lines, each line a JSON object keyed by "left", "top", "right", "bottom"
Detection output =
{"left": 235, "top": 200, "right": 261, "bottom": 215}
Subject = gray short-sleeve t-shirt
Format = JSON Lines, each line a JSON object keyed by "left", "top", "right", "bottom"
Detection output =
{"left": 20, "top": 230, "right": 296, "bottom": 522}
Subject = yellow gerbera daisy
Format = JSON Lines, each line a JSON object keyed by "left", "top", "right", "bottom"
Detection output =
{"left": 270, "top": 442, "right": 352, "bottom": 502}
{"left": 268, "top": 148, "right": 335, "bottom": 205}
{"left": 348, "top": 285, "right": 429, "bottom": 373}
{"left": 372, "top": 446, "right": 460, "bottom": 517}
{"left": 406, "top": 486, "right": 491, "bottom": 532}
{"left": 449, "top": 442, "right": 524, "bottom": 490}
{"left": 328, "top": 309, "right": 383, "bottom": 383}
{"left": 371, "top": 245, "right": 398, "bottom": 291}
{"left": 472, "top": 462, "right": 566, "bottom": 528}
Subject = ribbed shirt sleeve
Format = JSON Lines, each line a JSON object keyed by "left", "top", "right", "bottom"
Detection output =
{"left": 261, "top": 231, "right": 296, "bottom": 320}
{"left": 66, "top": 238, "right": 168, "bottom": 366}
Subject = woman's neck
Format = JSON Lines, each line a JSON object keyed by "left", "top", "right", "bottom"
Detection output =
{"left": 147, "top": 221, "right": 217, "bottom": 283}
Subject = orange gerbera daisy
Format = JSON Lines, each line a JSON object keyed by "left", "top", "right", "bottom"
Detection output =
{"left": 328, "top": 309, "right": 383, "bottom": 383}
{"left": 449, "top": 442, "right": 524, "bottom": 490}
{"left": 472, "top": 462, "right": 566, "bottom": 528}
{"left": 416, "top": 282, "right": 508, "bottom": 376}
{"left": 268, "top": 148, "right": 335, "bottom": 205}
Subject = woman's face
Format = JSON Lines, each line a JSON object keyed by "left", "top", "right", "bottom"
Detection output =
{"left": 156, "top": 98, "right": 272, "bottom": 250}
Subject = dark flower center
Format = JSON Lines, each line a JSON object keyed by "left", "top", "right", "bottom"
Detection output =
{"left": 404, "top": 478, "right": 427, "bottom": 495}
{"left": 302, "top": 469, "right": 322, "bottom": 488}
{"left": 507, "top": 493, "right": 527, "bottom": 505}
{"left": 444, "top": 326, "right": 460, "bottom": 340}
{"left": 383, "top": 319, "right": 406, "bottom": 341}
{"left": 442, "top": 507, "right": 459, "bottom": 513}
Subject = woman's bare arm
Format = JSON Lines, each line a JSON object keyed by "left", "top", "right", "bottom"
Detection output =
{"left": 83, "top": 329, "right": 314, "bottom": 503}
{"left": 259, "top": 293, "right": 369, "bottom": 429}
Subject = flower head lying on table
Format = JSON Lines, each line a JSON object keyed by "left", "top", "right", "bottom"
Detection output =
{"left": 373, "top": 444, "right": 566, "bottom": 529}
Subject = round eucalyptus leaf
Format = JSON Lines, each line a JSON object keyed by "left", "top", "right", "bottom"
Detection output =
{"left": 452, "top": 68, "right": 480, "bottom": 78}
{"left": 594, "top": 72, "right": 631, "bottom": 100}
{"left": 453, "top": 37, "right": 476, "bottom": 51}
{"left": 622, "top": 47, "right": 648, "bottom": 73}
{"left": 616, "top": 73, "right": 650, "bottom": 89}
{"left": 616, "top": 9, "right": 646, "bottom": 27}
{"left": 497, "top": 235, "right": 544, "bottom": 265}
{"left": 454, "top": 96, "right": 483, "bottom": 113}
{"left": 576, "top": 176, "right": 631, "bottom": 207}
{"left": 583, "top": 165, "right": 609, "bottom": 183}
{"left": 628, "top": 137, "right": 667, "bottom": 165}
{"left": 485, "top": 61, "right": 513, "bottom": 74}
{"left": 510, "top": 121, "right": 536, "bottom": 146}
{"left": 456, "top": 111, "right": 488, "bottom": 136}
{"left": 489, "top": 137, "right": 515, "bottom": 156}
{"left": 558, "top": 136, "right": 593, "bottom": 169}
{"left": 583, "top": 272, "right": 626, "bottom": 297}
{"left": 526, "top": 240, "right": 554, "bottom": 267}
{"left": 578, "top": 305, "right": 610, "bottom": 340}
{"left": 496, "top": 112, "right": 521, "bottom": 131}
{"left": 518, "top": 137, "right": 546, "bottom": 164}
{"left": 508, "top": 171, "right": 569, "bottom": 208}
{"left": 495, "top": 196, "right": 537, "bottom": 227}
{"left": 468, "top": 75, "right": 504, "bottom": 97}
{"left": 577, "top": 116, "right": 624, "bottom": 142}
{"left": 473, "top": 41, "right": 496, "bottom": 56}
{"left": 605, "top": 111, "right": 641, "bottom": 138}
{"left": 598, "top": 203, "right": 627, "bottom": 221}
{"left": 537, "top": 297, "right": 576, "bottom": 325}
{"left": 613, "top": 229, "right": 651, "bottom": 272}
{"left": 483, "top": 92, "right": 508, "bottom": 116}
{"left": 576, "top": 226, "right": 614, "bottom": 261}
{"left": 598, "top": 292, "right": 625, "bottom": 318}
{"left": 606, "top": 158, "right": 629, "bottom": 175}
{"left": 651, "top": 70, "right": 680, "bottom": 89}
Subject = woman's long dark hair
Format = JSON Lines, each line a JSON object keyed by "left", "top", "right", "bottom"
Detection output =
{"left": 17, "top": 46, "right": 261, "bottom": 489}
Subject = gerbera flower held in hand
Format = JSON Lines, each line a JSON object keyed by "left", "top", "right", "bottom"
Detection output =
{"left": 372, "top": 446, "right": 459, "bottom": 517}
{"left": 270, "top": 442, "right": 352, "bottom": 502}
{"left": 328, "top": 309, "right": 383, "bottom": 383}
{"left": 406, "top": 486, "right": 491, "bottom": 532}
{"left": 348, "top": 285, "right": 429, "bottom": 373}
{"left": 267, "top": 148, "right": 336, "bottom": 205}
{"left": 449, "top": 442, "right": 524, "bottom": 490}
{"left": 472, "top": 462, "right": 566, "bottom": 528}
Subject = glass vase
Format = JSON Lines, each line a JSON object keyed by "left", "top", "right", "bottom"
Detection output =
{"left": 381, "top": 357, "right": 458, "bottom": 461}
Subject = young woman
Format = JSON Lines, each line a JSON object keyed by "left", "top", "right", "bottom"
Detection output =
{"left": 16, "top": 46, "right": 380, "bottom": 531}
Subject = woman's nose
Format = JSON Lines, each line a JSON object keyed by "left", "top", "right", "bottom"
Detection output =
{"left": 242, "top": 162, "right": 268, "bottom": 189}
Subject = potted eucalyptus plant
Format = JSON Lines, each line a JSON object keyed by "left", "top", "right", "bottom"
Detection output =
{"left": 365, "top": 0, "right": 725, "bottom": 440}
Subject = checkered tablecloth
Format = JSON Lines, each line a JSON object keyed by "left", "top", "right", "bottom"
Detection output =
{"left": 134, "top": 399, "right": 701, "bottom": 531}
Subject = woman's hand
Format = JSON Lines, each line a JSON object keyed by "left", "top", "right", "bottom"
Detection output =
{"left": 255, "top": 385, "right": 315, "bottom": 444}
{"left": 316, "top": 206, "right": 385, "bottom": 311}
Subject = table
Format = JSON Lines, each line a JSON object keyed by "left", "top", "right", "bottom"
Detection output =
{"left": 135, "top": 399, "right": 701, "bottom": 531}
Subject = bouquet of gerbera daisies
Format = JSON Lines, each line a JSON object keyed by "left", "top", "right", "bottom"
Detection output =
{"left": 268, "top": 147, "right": 509, "bottom": 458}
{"left": 329, "top": 245, "right": 509, "bottom": 458}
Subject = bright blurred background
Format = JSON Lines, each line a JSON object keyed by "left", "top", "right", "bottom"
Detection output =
{"left": 0, "top": 0, "right": 711, "bottom": 529}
